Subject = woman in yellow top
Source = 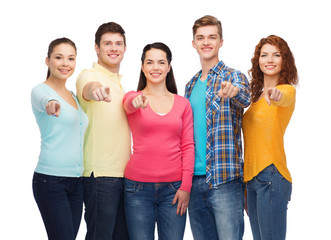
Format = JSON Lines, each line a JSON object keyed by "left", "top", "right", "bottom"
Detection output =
{"left": 242, "top": 35, "right": 298, "bottom": 240}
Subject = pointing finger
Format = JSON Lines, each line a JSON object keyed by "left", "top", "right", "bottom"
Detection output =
{"left": 104, "top": 86, "right": 111, "bottom": 102}
{"left": 46, "top": 101, "right": 61, "bottom": 117}
{"left": 141, "top": 94, "right": 148, "bottom": 108}
{"left": 54, "top": 102, "right": 61, "bottom": 117}
{"left": 265, "top": 89, "right": 271, "bottom": 105}
{"left": 143, "top": 97, "right": 149, "bottom": 108}
{"left": 221, "top": 81, "right": 230, "bottom": 96}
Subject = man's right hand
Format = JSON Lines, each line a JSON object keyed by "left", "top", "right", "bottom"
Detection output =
{"left": 91, "top": 86, "right": 111, "bottom": 102}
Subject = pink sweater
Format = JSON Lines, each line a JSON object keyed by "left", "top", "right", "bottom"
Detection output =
{"left": 123, "top": 91, "right": 195, "bottom": 192}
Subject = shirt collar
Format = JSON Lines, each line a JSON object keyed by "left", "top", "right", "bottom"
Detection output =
{"left": 209, "top": 60, "right": 225, "bottom": 75}
{"left": 93, "top": 62, "right": 123, "bottom": 81}
{"left": 186, "top": 60, "right": 226, "bottom": 97}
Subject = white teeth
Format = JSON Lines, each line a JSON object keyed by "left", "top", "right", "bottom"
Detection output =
{"left": 266, "top": 66, "right": 275, "bottom": 69}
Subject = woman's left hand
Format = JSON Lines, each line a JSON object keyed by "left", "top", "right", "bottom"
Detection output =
{"left": 172, "top": 189, "right": 190, "bottom": 216}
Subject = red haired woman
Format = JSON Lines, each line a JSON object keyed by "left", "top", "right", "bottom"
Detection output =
{"left": 242, "top": 35, "right": 298, "bottom": 240}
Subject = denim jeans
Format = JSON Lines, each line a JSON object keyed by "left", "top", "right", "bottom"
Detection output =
{"left": 32, "top": 172, "right": 83, "bottom": 240}
{"left": 124, "top": 179, "right": 186, "bottom": 240}
{"left": 246, "top": 164, "right": 292, "bottom": 240}
{"left": 188, "top": 176, "right": 244, "bottom": 240}
{"left": 83, "top": 173, "right": 129, "bottom": 240}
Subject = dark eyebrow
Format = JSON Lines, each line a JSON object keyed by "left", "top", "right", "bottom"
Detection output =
{"left": 196, "top": 34, "right": 218, "bottom": 38}
{"left": 103, "top": 40, "right": 124, "bottom": 43}
{"left": 53, "top": 53, "right": 76, "bottom": 57}
{"left": 145, "top": 58, "right": 167, "bottom": 62}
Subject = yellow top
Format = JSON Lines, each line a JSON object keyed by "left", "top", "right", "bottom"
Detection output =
{"left": 242, "top": 84, "right": 296, "bottom": 183}
{"left": 76, "top": 63, "right": 131, "bottom": 177}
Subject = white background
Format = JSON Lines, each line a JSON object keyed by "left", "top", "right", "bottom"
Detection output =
{"left": 1, "top": 0, "right": 330, "bottom": 239}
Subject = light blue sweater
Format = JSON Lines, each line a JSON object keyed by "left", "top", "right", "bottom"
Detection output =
{"left": 31, "top": 83, "right": 88, "bottom": 177}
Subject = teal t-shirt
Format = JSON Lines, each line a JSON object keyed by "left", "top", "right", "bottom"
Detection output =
{"left": 189, "top": 75, "right": 207, "bottom": 175}
{"left": 31, "top": 83, "right": 88, "bottom": 177}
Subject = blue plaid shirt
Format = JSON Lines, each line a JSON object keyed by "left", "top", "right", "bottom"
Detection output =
{"left": 185, "top": 61, "right": 250, "bottom": 187}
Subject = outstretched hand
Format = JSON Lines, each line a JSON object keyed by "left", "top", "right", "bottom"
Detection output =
{"left": 132, "top": 93, "right": 148, "bottom": 109}
{"left": 46, "top": 100, "right": 61, "bottom": 117}
{"left": 264, "top": 87, "right": 282, "bottom": 105}
{"left": 91, "top": 86, "right": 111, "bottom": 102}
{"left": 218, "top": 81, "right": 239, "bottom": 99}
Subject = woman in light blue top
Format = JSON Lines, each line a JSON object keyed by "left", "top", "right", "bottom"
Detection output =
{"left": 31, "top": 38, "right": 88, "bottom": 240}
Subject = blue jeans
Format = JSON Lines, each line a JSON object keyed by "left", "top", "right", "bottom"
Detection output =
{"left": 188, "top": 176, "right": 244, "bottom": 240}
{"left": 124, "top": 179, "right": 186, "bottom": 240}
{"left": 32, "top": 172, "right": 83, "bottom": 240}
{"left": 83, "top": 173, "right": 129, "bottom": 240}
{"left": 246, "top": 164, "right": 292, "bottom": 240}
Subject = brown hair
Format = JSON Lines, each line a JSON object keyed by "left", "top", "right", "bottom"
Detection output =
{"left": 137, "top": 42, "right": 177, "bottom": 94}
{"left": 192, "top": 15, "right": 222, "bottom": 39}
{"left": 46, "top": 37, "right": 76, "bottom": 79}
{"left": 249, "top": 35, "right": 298, "bottom": 102}
{"left": 95, "top": 22, "right": 126, "bottom": 47}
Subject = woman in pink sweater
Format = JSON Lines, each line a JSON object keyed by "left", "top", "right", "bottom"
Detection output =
{"left": 122, "top": 42, "right": 194, "bottom": 240}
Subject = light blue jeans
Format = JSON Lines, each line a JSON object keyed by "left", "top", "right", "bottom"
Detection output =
{"left": 246, "top": 164, "right": 292, "bottom": 240}
{"left": 188, "top": 176, "right": 245, "bottom": 240}
{"left": 124, "top": 179, "right": 186, "bottom": 240}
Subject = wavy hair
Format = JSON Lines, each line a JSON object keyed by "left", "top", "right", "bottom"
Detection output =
{"left": 249, "top": 35, "right": 298, "bottom": 102}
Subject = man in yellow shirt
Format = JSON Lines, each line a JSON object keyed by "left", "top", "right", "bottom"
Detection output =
{"left": 76, "top": 22, "right": 131, "bottom": 240}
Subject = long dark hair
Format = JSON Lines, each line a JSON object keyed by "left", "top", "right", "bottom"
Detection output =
{"left": 137, "top": 42, "right": 177, "bottom": 94}
{"left": 46, "top": 37, "right": 77, "bottom": 79}
{"left": 249, "top": 35, "right": 298, "bottom": 102}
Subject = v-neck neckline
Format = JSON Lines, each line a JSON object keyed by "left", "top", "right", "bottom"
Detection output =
{"left": 42, "top": 83, "right": 79, "bottom": 111}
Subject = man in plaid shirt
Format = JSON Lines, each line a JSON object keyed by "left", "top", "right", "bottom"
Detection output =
{"left": 185, "top": 15, "right": 250, "bottom": 240}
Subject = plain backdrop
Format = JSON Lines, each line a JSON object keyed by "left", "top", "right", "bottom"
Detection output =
{"left": 1, "top": 0, "right": 330, "bottom": 239}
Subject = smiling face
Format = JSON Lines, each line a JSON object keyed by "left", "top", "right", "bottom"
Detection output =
{"left": 95, "top": 32, "right": 126, "bottom": 73}
{"left": 192, "top": 25, "right": 223, "bottom": 64}
{"left": 46, "top": 43, "right": 76, "bottom": 81}
{"left": 259, "top": 44, "right": 283, "bottom": 79}
{"left": 141, "top": 48, "right": 170, "bottom": 85}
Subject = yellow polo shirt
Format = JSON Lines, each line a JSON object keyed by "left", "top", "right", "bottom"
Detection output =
{"left": 76, "top": 63, "right": 131, "bottom": 177}
{"left": 242, "top": 84, "right": 296, "bottom": 183}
